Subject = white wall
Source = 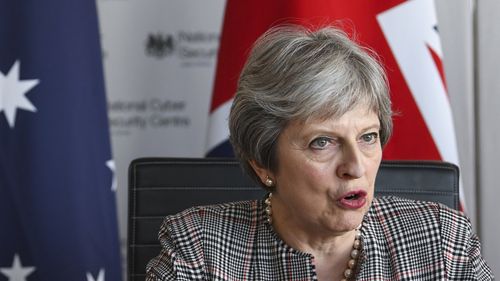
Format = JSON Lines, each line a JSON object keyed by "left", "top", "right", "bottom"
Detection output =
{"left": 435, "top": 0, "right": 476, "bottom": 223}
{"left": 477, "top": 0, "right": 500, "bottom": 277}
{"left": 438, "top": 0, "right": 500, "bottom": 276}
{"left": 438, "top": 0, "right": 499, "bottom": 276}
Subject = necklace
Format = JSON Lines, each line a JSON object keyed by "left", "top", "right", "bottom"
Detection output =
{"left": 264, "top": 192, "right": 361, "bottom": 281}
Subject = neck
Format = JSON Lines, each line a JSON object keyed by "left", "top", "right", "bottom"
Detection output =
{"left": 274, "top": 213, "right": 357, "bottom": 257}
{"left": 270, "top": 193, "right": 357, "bottom": 253}
{"left": 265, "top": 192, "right": 362, "bottom": 280}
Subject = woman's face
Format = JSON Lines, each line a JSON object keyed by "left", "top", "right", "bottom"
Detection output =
{"left": 265, "top": 103, "right": 382, "bottom": 235}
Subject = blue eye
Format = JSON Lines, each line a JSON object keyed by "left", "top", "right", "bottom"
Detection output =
{"left": 310, "top": 137, "right": 332, "bottom": 150}
{"left": 361, "top": 132, "right": 379, "bottom": 144}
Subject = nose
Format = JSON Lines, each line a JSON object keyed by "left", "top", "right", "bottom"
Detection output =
{"left": 336, "top": 143, "right": 366, "bottom": 179}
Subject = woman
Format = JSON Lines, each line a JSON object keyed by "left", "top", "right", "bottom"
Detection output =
{"left": 146, "top": 25, "right": 493, "bottom": 280}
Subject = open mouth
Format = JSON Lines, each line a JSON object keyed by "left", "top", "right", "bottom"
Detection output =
{"left": 338, "top": 190, "right": 367, "bottom": 209}
{"left": 344, "top": 193, "right": 360, "bottom": 200}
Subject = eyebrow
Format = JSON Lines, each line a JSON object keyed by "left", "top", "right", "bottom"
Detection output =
{"left": 302, "top": 122, "right": 381, "bottom": 134}
{"left": 362, "top": 123, "right": 381, "bottom": 131}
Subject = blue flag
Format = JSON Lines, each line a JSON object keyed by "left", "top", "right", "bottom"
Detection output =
{"left": 0, "top": 1, "right": 122, "bottom": 280}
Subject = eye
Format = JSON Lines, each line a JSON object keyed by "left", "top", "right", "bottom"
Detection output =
{"left": 309, "top": 137, "right": 333, "bottom": 150}
{"left": 360, "top": 132, "right": 379, "bottom": 144}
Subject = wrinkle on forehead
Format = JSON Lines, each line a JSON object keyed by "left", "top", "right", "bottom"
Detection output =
{"left": 297, "top": 97, "right": 378, "bottom": 125}
{"left": 289, "top": 102, "right": 379, "bottom": 133}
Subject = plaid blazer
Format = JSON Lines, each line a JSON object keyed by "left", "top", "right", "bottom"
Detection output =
{"left": 146, "top": 196, "right": 493, "bottom": 280}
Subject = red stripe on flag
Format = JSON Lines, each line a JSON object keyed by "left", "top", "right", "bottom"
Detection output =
{"left": 427, "top": 44, "right": 448, "bottom": 94}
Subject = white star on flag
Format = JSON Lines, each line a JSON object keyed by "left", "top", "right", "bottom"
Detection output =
{"left": 0, "top": 60, "right": 40, "bottom": 128}
{"left": 0, "top": 254, "right": 36, "bottom": 281}
{"left": 86, "top": 268, "right": 105, "bottom": 281}
{"left": 106, "top": 160, "right": 117, "bottom": 191}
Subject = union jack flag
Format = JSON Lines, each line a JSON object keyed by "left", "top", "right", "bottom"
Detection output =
{"left": 205, "top": 0, "right": 463, "bottom": 209}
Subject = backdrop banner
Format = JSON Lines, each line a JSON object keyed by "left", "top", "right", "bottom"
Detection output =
{"left": 97, "top": 0, "right": 226, "bottom": 263}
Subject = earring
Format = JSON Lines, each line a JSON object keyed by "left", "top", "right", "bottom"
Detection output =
{"left": 265, "top": 177, "right": 274, "bottom": 187}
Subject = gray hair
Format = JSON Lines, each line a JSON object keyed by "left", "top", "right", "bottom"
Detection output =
{"left": 229, "top": 25, "right": 392, "bottom": 188}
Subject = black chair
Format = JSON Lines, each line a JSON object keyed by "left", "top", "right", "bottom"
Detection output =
{"left": 127, "top": 157, "right": 459, "bottom": 281}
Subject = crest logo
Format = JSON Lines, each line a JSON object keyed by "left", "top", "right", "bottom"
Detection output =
{"left": 145, "top": 33, "right": 176, "bottom": 58}
{"left": 144, "top": 31, "right": 219, "bottom": 66}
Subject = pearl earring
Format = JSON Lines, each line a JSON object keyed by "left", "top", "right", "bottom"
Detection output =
{"left": 264, "top": 177, "right": 274, "bottom": 187}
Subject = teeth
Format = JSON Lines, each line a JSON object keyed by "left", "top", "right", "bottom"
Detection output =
{"left": 345, "top": 194, "right": 357, "bottom": 200}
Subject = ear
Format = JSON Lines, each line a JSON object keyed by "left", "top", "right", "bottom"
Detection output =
{"left": 249, "top": 159, "right": 274, "bottom": 184}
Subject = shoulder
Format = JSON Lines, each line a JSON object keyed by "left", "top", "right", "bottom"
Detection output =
{"left": 159, "top": 197, "right": 261, "bottom": 240}
{"left": 368, "top": 196, "right": 476, "bottom": 263}
{"left": 146, "top": 200, "right": 263, "bottom": 280}
{"left": 163, "top": 199, "right": 262, "bottom": 232}
{"left": 360, "top": 197, "right": 493, "bottom": 279}
{"left": 366, "top": 196, "right": 472, "bottom": 248}
{"left": 369, "top": 196, "right": 465, "bottom": 222}
{"left": 158, "top": 200, "right": 263, "bottom": 254}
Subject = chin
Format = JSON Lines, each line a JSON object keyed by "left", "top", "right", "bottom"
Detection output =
{"left": 327, "top": 217, "right": 364, "bottom": 233}
{"left": 341, "top": 212, "right": 366, "bottom": 231}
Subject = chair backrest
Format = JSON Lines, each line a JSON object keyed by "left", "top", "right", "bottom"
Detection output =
{"left": 127, "top": 157, "right": 459, "bottom": 281}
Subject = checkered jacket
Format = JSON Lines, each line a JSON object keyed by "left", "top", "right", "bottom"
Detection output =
{"left": 146, "top": 196, "right": 493, "bottom": 280}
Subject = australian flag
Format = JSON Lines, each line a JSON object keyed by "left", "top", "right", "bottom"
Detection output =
{"left": 0, "top": 1, "right": 122, "bottom": 280}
